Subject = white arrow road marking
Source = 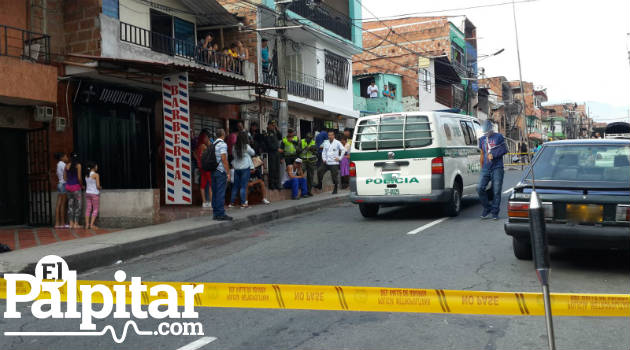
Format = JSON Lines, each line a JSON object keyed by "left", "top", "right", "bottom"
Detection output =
{"left": 176, "top": 336, "right": 218, "bottom": 350}
{"left": 407, "top": 217, "right": 449, "bottom": 235}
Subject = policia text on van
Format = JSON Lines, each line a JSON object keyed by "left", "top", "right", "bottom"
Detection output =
{"left": 348, "top": 112, "right": 483, "bottom": 218}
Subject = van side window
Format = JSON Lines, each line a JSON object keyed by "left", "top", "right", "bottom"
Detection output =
{"left": 466, "top": 121, "right": 477, "bottom": 140}
{"left": 460, "top": 121, "right": 473, "bottom": 145}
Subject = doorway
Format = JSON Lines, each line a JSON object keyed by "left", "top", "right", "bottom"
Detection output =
{"left": 0, "top": 128, "right": 27, "bottom": 225}
{"left": 299, "top": 119, "right": 312, "bottom": 139}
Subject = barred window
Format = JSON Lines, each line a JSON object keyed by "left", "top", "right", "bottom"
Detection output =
{"left": 325, "top": 50, "right": 349, "bottom": 88}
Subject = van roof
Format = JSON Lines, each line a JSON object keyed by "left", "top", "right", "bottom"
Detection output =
{"left": 357, "top": 111, "right": 478, "bottom": 121}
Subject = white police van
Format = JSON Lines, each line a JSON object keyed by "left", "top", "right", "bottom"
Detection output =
{"left": 349, "top": 111, "right": 483, "bottom": 218}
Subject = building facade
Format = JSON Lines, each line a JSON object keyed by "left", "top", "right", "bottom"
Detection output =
{"left": 352, "top": 16, "right": 478, "bottom": 115}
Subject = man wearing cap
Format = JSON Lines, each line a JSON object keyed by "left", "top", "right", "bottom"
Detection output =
{"left": 264, "top": 120, "right": 282, "bottom": 190}
{"left": 283, "top": 158, "right": 309, "bottom": 200}
{"left": 300, "top": 133, "right": 318, "bottom": 196}
{"left": 477, "top": 120, "right": 508, "bottom": 220}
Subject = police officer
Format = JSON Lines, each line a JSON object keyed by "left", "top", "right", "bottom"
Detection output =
{"left": 280, "top": 128, "right": 300, "bottom": 165}
{"left": 264, "top": 120, "right": 282, "bottom": 190}
{"left": 300, "top": 133, "right": 318, "bottom": 196}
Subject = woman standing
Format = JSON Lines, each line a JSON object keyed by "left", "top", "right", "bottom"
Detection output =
{"left": 230, "top": 131, "right": 255, "bottom": 208}
{"left": 195, "top": 130, "right": 212, "bottom": 208}
{"left": 340, "top": 135, "right": 351, "bottom": 189}
{"left": 84, "top": 161, "right": 101, "bottom": 229}
{"left": 64, "top": 152, "right": 83, "bottom": 229}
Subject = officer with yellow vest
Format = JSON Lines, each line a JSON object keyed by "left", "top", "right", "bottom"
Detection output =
{"left": 300, "top": 133, "right": 318, "bottom": 195}
{"left": 279, "top": 128, "right": 300, "bottom": 166}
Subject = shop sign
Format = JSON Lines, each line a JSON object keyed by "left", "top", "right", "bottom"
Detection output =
{"left": 162, "top": 73, "right": 192, "bottom": 205}
{"left": 76, "top": 83, "right": 152, "bottom": 108}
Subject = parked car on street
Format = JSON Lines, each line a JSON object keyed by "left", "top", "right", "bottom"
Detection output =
{"left": 505, "top": 139, "right": 630, "bottom": 259}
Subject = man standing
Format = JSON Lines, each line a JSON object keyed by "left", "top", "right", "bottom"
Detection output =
{"left": 283, "top": 158, "right": 308, "bottom": 200}
{"left": 300, "top": 133, "right": 318, "bottom": 196}
{"left": 261, "top": 38, "right": 270, "bottom": 73}
{"left": 477, "top": 120, "right": 507, "bottom": 220}
{"left": 264, "top": 120, "right": 282, "bottom": 190}
{"left": 316, "top": 130, "right": 345, "bottom": 194}
{"left": 382, "top": 85, "right": 391, "bottom": 98}
{"left": 367, "top": 81, "right": 378, "bottom": 98}
{"left": 212, "top": 129, "right": 232, "bottom": 221}
{"left": 280, "top": 128, "right": 300, "bottom": 165}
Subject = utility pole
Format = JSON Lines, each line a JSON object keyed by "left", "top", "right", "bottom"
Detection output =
{"left": 276, "top": 0, "right": 289, "bottom": 136}
{"left": 512, "top": 0, "right": 528, "bottom": 146}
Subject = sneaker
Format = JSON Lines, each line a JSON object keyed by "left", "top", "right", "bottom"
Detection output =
{"left": 492, "top": 214, "right": 500, "bottom": 220}
{"left": 214, "top": 215, "right": 233, "bottom": 221}
{"left": 262, "top": 198, "right": 270, "bottom": 205}
{"left": 480, "top": 209, "right": 491, "bottom": 219}
{"left": 202, "top": 202, "right": 210, "bottom": 209}
{"left": 241, "top": 201, "right": 249, "bottom": 208}
{"left": 228, "top": 204, "right": 235, "bottom": 209}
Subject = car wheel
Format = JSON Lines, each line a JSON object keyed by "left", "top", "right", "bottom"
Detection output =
{"left": 359, "top": 203, "right": 379, "bottom": 218}
{"left": 443, "top": 186, "right": 462, "bottom": 217}
{"left": 512, "top": 237, "right": 533, "bottom": 260}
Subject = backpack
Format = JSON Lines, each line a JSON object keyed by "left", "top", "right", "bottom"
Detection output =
{"left": 201, "top": 140, "right": 221, "bottom": 171}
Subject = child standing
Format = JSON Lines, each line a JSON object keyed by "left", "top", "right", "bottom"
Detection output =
{"left": 84, "top": 161, "right": 101, "bottom": 229}
{"left": 54, "top": 152, "right": 69, "bottom": 228}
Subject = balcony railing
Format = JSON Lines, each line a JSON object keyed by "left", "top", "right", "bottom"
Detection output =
{"left": 0, "top": 24, "right": 50, "bottom": 64}
{"left": 287, "top": 0, "right": 352, "bottom": 40}
{"left": 286, "top": 70, "right": 324, "bottom": 101}
{"left": 120, "top": 21, "right": 243, "bottom": 75}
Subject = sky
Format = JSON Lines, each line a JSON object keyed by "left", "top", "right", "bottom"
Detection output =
{"left": 361, "top": 0, "right": 630, "bottom": 122}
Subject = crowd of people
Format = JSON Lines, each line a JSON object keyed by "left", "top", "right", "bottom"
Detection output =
{"left": 198, "top": 33, "right": 249, "bottom": 74}
{"left": 53, "top": 152, "right": 102, "bottom": 229}
{"left": 193, "top": 120, "right": 354, "bottom": 221}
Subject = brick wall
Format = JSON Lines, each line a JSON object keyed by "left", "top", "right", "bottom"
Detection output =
{"left": 354, "top": 17, "right": 452, "bottom": 100}
{"left": 63, "top": 0, "right": 101, "bottom": 56}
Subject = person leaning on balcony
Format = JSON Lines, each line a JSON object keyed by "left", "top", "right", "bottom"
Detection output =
{"left": 367, "top": 81, "right": 378, "bottom": 98}
{"left": 261, "top": 39, "right": 270, "bottom": 73}
{"left": 237, "top": 40, "right": 248, "bottom": 60}
{"left": 390, "top": 87, "right": 396, "bottom": 98}
{"left": 382, "top": 85, "right": 391, "bottom": 98}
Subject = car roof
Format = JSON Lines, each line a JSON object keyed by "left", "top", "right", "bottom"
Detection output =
{"left": 544, "top": 139, "right": 630, "bottom": 146}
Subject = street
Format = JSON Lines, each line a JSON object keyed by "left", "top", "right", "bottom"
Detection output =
{"left": 2, "top": 169, "right": 629, "bottom": 350}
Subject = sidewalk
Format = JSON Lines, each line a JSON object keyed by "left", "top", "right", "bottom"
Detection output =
{"left": 0, "top": 191, "right": 349, "bottom": 273}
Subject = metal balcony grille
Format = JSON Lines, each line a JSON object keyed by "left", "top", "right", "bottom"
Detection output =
{"left": 0, "top": 24, "right": 50, "bottom": 64}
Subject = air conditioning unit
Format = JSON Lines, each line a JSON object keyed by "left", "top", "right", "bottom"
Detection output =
{"left": 34, "top": 106, "right": 54, "bottom": 122}
{"left": 55, "top": 117, "right": 67, "bottom": 132}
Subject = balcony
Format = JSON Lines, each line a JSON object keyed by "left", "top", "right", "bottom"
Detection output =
{"left": 354, "top": 96, "right": 403, "bottom": 115}
{"left": 0, "top": 24, "right": 56, "bottom": 104}
{"left": 287, "top": 0, "right": 352, "bottom": 40}
{"left": 119, "top": 22, "right": 244, "bottom": 75}
{"left": 286, "top": 70, "right": 324, "bottom": 101}
{"left": 0, "top": 24, "right": 50, "bottom": 64}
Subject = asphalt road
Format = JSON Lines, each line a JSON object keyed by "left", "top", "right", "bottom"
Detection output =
{"left": 2, "top": 170, "right": 629, "bottom": 350}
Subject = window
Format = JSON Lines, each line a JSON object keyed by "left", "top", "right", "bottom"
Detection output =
{"left": 420, "top": 69, "right": 431, "bottom": 92}
{"left": 150, "top": 10, "right": 196, "bottom": 57}
{"left": 103, "top": 0, "right": 119, "bottom": 19}
{"left": 354, "top": 115, "right": 432, "bottom": 151}
{"left": 451, "top": 45, "right": 464, "bottom": 66}
{"left": 286, "top": 53, "right": 303, "bottom": 80}
{"left": 325, "top": 50, "right": 350, "bottom": 88}
{"left": 174, "top": 18, "right": 195, "bottom": 57}
{"left": 459, "top": 120, "right": 476, "bottom": 145}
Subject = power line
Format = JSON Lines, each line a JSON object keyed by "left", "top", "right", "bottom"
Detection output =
{"left": 354, "top": 0, "right": 538, "bottom": 21}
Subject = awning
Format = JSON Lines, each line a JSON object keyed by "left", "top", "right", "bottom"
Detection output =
{"left": 66, "top": 54, "right": 279, "bottom": 90}
{"left": 180, "top": 0, "right": 240, "bottom": 27}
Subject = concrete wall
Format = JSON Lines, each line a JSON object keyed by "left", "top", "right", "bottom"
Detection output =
{"left": 51, "top": 189, "right": 160, "bottom": 228}
{"left": 0, "top": 56, "right": 58, "bottom": 104}
{"left": 119, "top": 0, "right": 196, "bottom": 31}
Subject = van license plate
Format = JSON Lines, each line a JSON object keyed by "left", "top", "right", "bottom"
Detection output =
{"left": 384, "top": 188, "right": 400, "bottom": 196}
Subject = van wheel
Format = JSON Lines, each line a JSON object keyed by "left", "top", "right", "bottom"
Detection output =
{"left": 513, "top": 237, "right": 533, "bottom": 260}
{"left": 443, "top": 187, "right": 462, "bottom": 217}
{"left": 359, "top": 204, "right": 379, "bottom": 218}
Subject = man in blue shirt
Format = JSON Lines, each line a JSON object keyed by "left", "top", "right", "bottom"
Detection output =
{"left": 212, "top": 128, "right": 232, "bottom": 221}
{"left": 261, "top": 39, "right": 270, "bottom": 72}
{"left": 477, "top": 120, "right": 507, "bottom": 220}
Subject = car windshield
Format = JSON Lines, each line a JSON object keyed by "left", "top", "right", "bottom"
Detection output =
{"left": 354, "top": 115, "right": 432, "bottom": 151}
{"left": 527, "top": 144, "right": 630, "bottom": 183}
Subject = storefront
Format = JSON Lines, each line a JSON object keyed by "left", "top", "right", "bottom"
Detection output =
{"left": 73, "top": 81, "right": 159, "bottom": 190}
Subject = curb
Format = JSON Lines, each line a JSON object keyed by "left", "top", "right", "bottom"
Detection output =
{"left": 6, "top": 194, "right": 349, "bottom": 274}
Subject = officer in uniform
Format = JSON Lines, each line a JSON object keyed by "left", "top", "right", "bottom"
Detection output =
{"left": 264, "top": 120, "right": 282, "bottom": 190}
{"left": 299, "top": 133, "right": 318, "bottom": 196}
{"left": 280, "top": 128, "right": 300, "bottom": 165}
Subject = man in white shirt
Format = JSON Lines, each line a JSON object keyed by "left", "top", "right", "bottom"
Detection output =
{"left": 367, "top": 81, "right": 378, "bottom": 98}
{"left": 316, "top": 131, "right": 345, "bottom": 194}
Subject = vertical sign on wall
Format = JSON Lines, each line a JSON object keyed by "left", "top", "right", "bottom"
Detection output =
{"left": 162, "top": 72, "right": 192, "bottom": 204}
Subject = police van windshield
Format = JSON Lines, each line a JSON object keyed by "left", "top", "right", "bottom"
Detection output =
{"left": 354, "top": 114, "right": 432, "bottom": 151}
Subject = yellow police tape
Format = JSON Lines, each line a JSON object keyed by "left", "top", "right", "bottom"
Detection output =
{"left": 1, "top": 279, "right": 628, "bottom": 317}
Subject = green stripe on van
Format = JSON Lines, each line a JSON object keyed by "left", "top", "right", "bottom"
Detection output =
{"left": 350, "top": 148, "right": 445, "bottom": 161}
